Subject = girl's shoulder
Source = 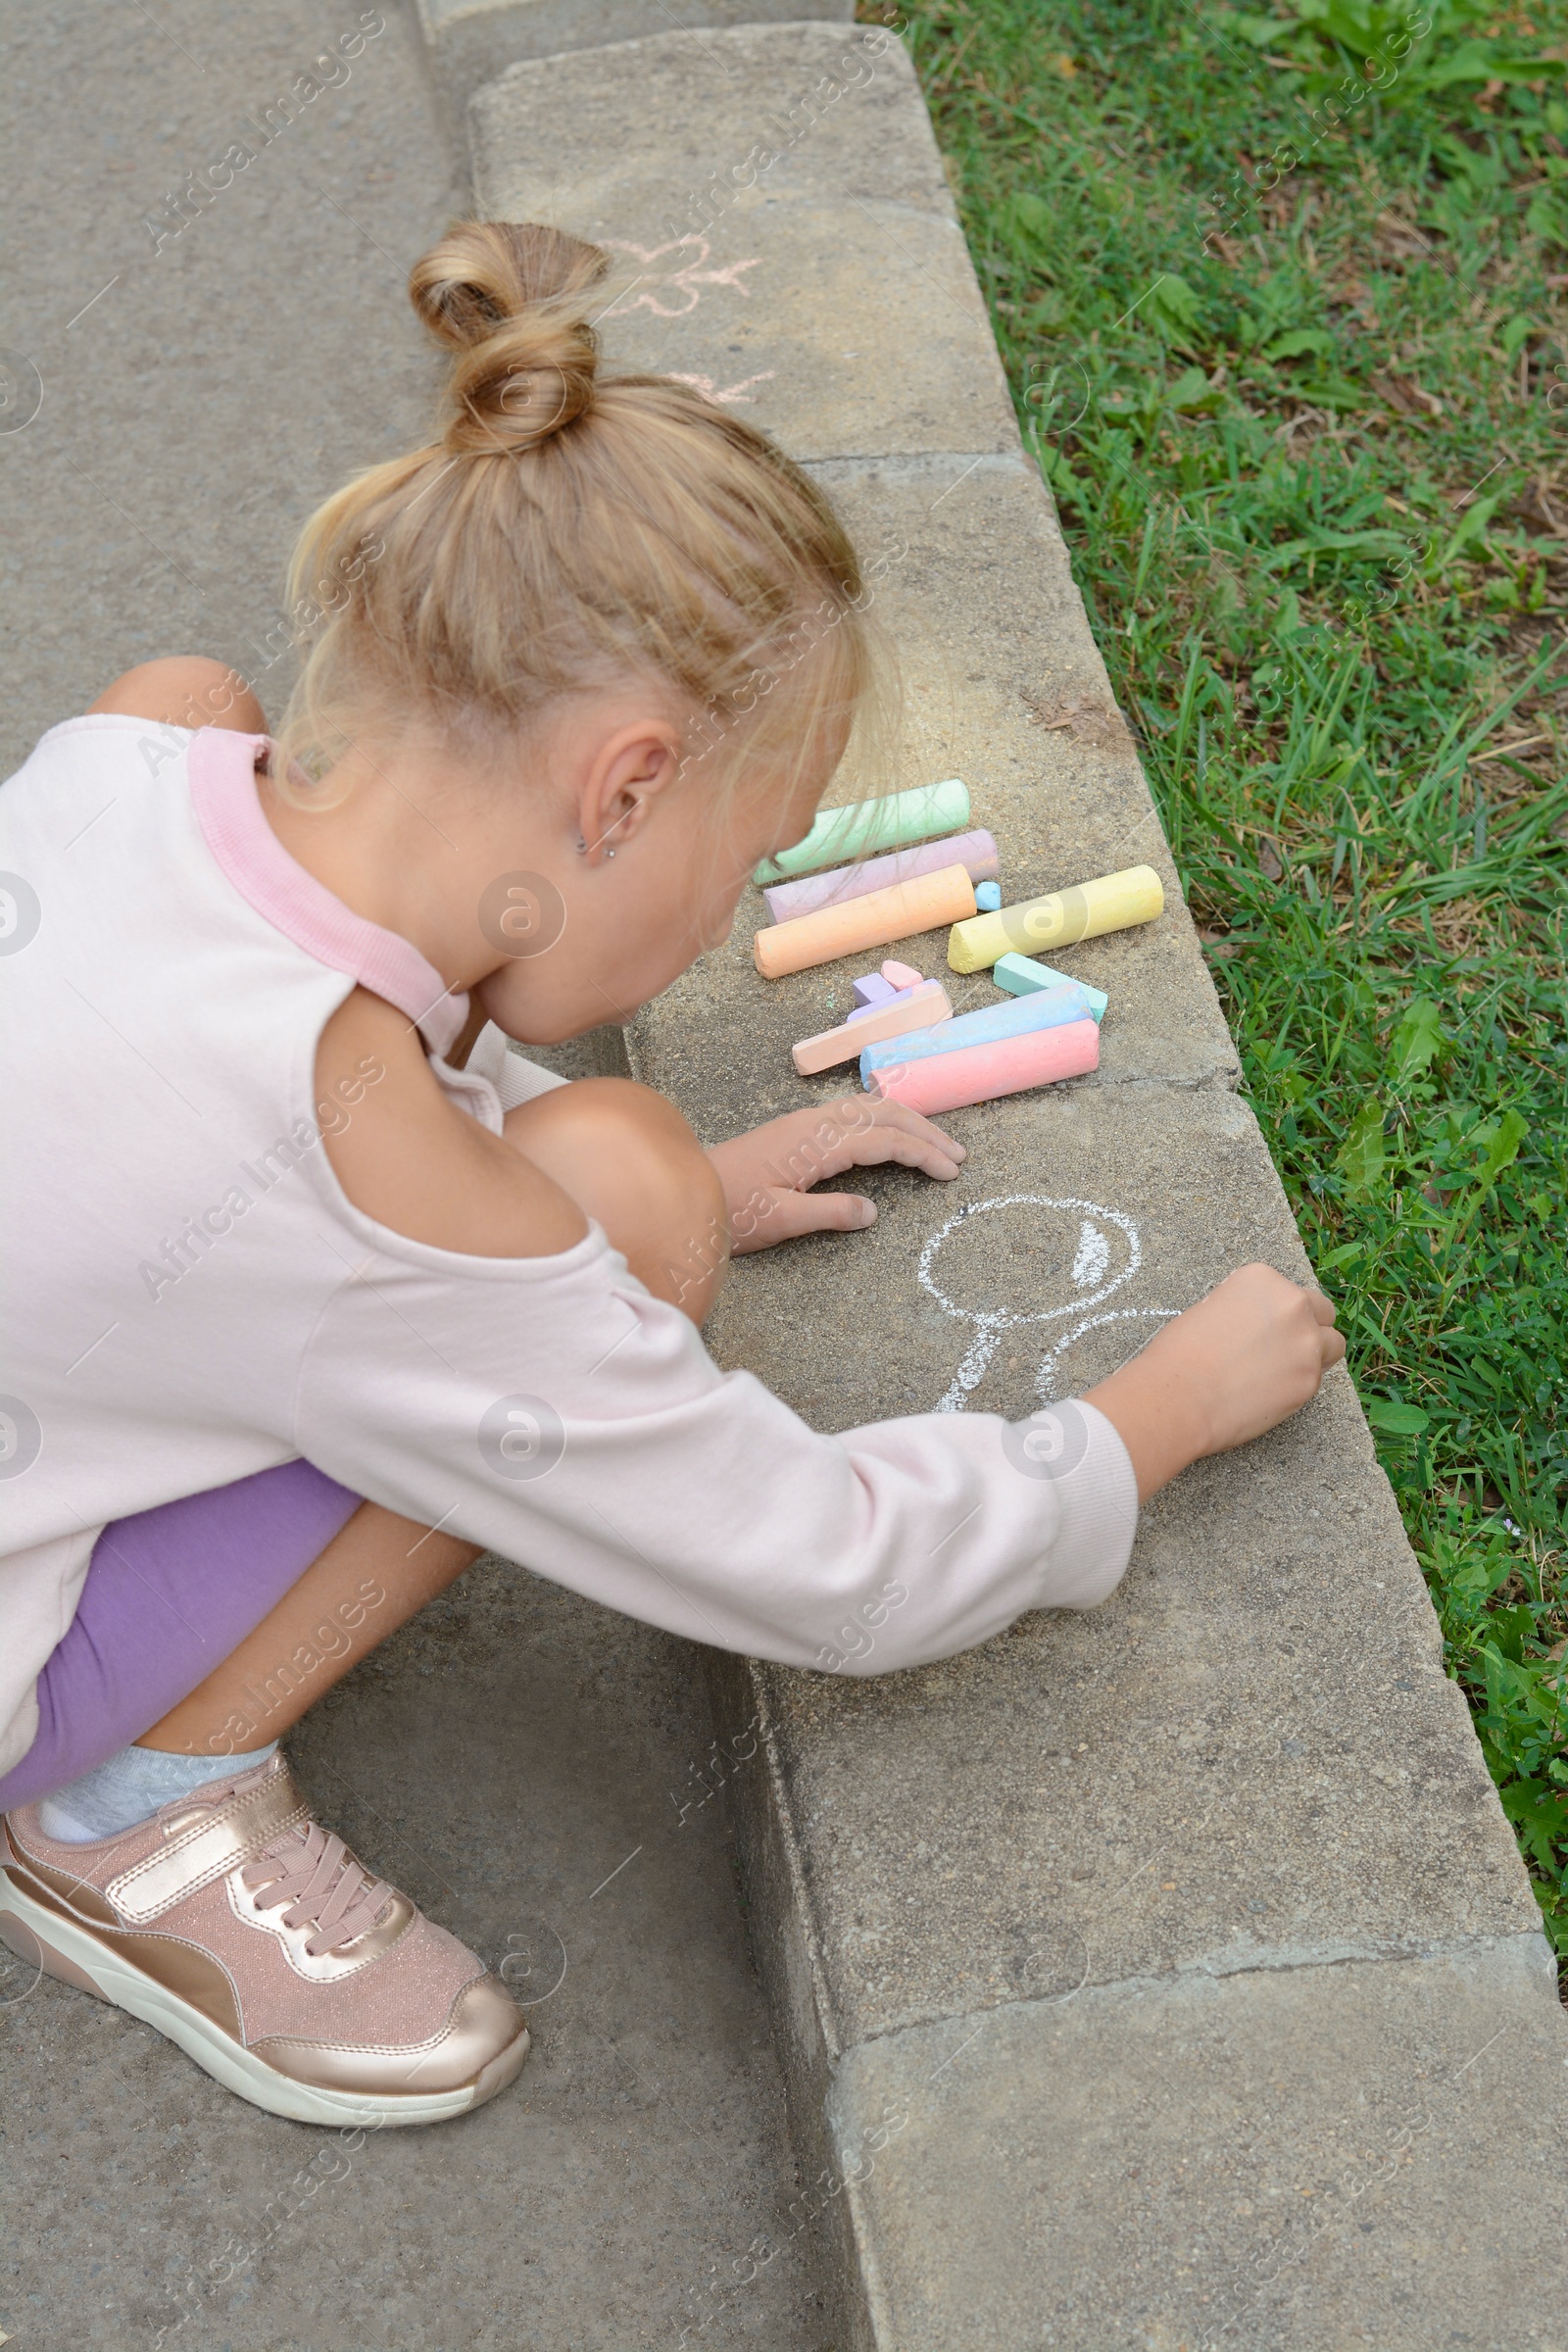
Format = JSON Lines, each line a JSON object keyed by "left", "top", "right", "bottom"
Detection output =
{"left": 316, "top": 986, "right": 589, "bottom": 1261}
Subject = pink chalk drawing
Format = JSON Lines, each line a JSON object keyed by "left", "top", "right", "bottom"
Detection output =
{"left": 666, "top": 369, "right": 776, "bottom": 407}
{"left": 600, "top": 236, "right": 761, "bottom": 318}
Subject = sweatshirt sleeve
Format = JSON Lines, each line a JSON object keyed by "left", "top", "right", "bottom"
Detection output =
{"left": 294, "top": 1218, "right": 1138, "bottom": 1675}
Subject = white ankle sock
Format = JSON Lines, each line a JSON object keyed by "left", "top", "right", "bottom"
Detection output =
{"left": 36, "top": 1740, "right": 280, "bottom": 1843}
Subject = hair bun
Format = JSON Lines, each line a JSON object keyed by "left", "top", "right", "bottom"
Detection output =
{"left": 409, "top": 220, "right": 609, "bottom": 456}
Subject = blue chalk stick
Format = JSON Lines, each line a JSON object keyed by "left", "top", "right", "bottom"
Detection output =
{"left": 859, "top": 981, "right": 1092, "bottom": 1080}
{"left": 974, "top": 879, "right": 1003, "bottom": 912}
{"left": 993, "top": 952, "right": 1107, "bottom": 1023}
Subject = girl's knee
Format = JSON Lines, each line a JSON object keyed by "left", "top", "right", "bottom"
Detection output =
{"left": 89, "top": 656, "right": 266, "bottom": 734}
{"left": 504, "top": 1079, "right": 728, "bottom": 1319}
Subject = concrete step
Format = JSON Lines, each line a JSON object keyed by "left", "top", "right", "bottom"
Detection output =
{"left": 465, "top": 21, "right": 1568, "bottom": 2349}
{"left": 467, "top": 20, "right": 1018, "bottom": 464}
{"left": 418, "top": 0, "right": 854, "bottom": 118}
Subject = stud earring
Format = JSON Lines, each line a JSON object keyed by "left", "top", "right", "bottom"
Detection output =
{"left": 575, "top": 834, "right": 616, "bottom": 860}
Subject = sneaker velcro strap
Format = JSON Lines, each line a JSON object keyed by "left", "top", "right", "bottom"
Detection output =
{"left": 106, "top": 1769, "right": 310, "bottom": 1924}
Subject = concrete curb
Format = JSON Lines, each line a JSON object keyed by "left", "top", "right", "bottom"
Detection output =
{"left": 416, "top": 0, "right": 852, "bottom": 118}
{"left": 451, "top": 17, "right": 1568, "bottom": 2344}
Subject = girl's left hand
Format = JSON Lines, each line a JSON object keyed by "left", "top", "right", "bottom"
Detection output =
{"left": 708, "top": 1100, "right": 966, "bottom": 1253}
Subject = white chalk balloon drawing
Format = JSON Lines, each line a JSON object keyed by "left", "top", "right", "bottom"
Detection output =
{"left": 1033, "top": 1305, "right": 1179, "bottom": 1407}
{"left": 918, "top": 1195, "right": 1178, "bottom": 1415}
{"left": 1070, "top": 1218, "right": 1110, "bottom": 1290}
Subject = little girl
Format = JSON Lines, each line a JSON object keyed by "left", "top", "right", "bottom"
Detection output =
{"left": 0, "top": 221, "right": 1342, "bottom": 2129}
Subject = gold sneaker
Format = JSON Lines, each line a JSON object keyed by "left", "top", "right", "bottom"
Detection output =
{"left": 0, "top": 1752, "right": 528, "bottom": 2126}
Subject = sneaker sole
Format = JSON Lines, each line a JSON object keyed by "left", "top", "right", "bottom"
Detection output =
{"left": 0, "top": 1873, "right": 529, "bottom": 2128}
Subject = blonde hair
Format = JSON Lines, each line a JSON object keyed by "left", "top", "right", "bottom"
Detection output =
{"left": 275, "top": 220, "right": 883, "bottom": 817}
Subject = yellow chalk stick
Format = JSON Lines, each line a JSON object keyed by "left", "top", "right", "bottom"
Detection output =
{"left": 792, "top": 981, "right": 953, "bottom": 1075}
{"left": 756, "top": 863, "right": 978, "bottom": 981}
{"left": 947, "top": 863, "right": 1163, "bottom": 975}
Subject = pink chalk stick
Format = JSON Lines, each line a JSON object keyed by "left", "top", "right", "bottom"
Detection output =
{"left": 881, "top": 959, "right": 923, "bottom": 989}
{"left": 867, "top": 1015, "right": 1100, "bottom": 1112}
{"left": 762, "top": 830, "right": 999, "bottom": 925}
{"left": 793, "top": 982, "right": 953, "bottom": 1076}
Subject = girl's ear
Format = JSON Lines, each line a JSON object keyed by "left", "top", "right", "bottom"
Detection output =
{"left": 577, "top": 718, "right": 685, "bottom": 864}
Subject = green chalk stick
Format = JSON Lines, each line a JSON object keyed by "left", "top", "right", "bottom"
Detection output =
{"left": 994, "top": 953, "right": 1107, "bottom": 1023}
{"left": 755, "top": 779, "right": 970, "bottom": 885}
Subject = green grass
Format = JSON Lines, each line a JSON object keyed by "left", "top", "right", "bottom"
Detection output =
{"left": 875, "top": 0, "right": 1568, "bottom": 1966}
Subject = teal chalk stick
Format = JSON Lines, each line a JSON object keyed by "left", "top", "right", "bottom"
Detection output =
{"left": 859, "top": 981, "right": 1092, "bottom": 1081}
{"left": 754, "top": 778, "right": 970, "bottom": 885}
{"left": 993, "top": 952, "right": 1107, "bottom": 1023}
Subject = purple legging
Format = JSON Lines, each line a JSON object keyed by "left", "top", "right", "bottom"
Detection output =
{"left": 0, "top": 1461, "right": 362, "bottom": 1811}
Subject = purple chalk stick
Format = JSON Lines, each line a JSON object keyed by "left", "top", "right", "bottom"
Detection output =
{"left": 762, "top": 829, "right": 1000, "bottom": 925}
{"left": 853, "top": 972, "right": 899, "bottom": 1008}
{"left": 847, "top": 983, "right": 918, "bottom": 1023}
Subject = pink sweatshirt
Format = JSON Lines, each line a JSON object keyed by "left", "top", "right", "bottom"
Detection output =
{"left": 0, "top": 719, "right": 1138, "bottom": 1776}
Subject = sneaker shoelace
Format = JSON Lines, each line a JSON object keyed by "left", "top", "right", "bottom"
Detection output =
{"left": 240, "top": 1821, "right": 396, "bottom": 1958}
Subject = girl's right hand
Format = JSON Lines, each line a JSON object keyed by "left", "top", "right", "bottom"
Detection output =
{"left": 709, "top": 1098, "right": 966, "bottom": 1251}
{"left": 1083, "top": 1264, "right": 1346, "bottom": 1501}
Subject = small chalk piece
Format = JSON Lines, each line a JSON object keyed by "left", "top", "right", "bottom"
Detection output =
{"left": 994, "top": 952, "right": 1108, "bottom": 1023}
{"left": 761, "top": 828, "right": 999, "bottom": 924}
{"left": 974, "top": 880, "right": 1003, "bottom": 912}
{"left": 793, "top": 982, "right": 953, "bottom": 1076}
{"left": 948, "top": 863, "right": 1164, "bottom": 975}
{"left": 867, "top": 1017, "right": 1101, "bottom": 1114}
{"left": 756, "top": 863, "right": 978, "bottom": 981}
{"left": 881, "top": 958, "right": 923, "bottom": 988}
{"left": 859, "top": 981, "right": 1092, "bottom": 1078}
{"left": 852, "top": 972, "right": 899, "bottom": 1008}
{"left": 756, "top": 779, "right": 971, "bottom": 886}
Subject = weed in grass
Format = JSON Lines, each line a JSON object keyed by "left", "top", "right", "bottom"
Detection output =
{"left": 880, "top": 0, "right": 1568, "bottom": 1966}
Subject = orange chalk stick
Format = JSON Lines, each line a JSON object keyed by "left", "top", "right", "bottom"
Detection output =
{"left": 792, "top": 981, "right": 954, "bottom": 1075}
{"left": 755, "top": 863, "right": 977, "bottom": 981}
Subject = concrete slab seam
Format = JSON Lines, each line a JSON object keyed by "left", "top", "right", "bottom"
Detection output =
{"left": 1094, "top": 1069, "right": 1243, "bottom": 1093}
{"left": 834, "top": 1928, "right": 1565, "bottom": 2070}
